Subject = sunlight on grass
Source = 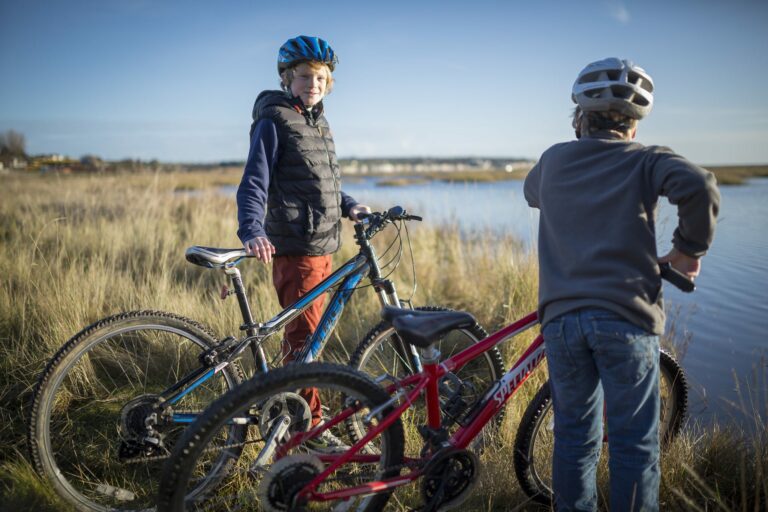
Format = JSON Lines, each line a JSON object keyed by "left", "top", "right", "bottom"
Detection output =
{"left": 1, "top": 170, "right": 766, "bottom": 510}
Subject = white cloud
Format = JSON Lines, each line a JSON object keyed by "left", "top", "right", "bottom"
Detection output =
{"left": 605, "top": 0, "right": 631, "bottom": 24}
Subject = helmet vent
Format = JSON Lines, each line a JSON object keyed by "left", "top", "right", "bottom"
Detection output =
{"left": 572, "top": 57, "right": 655, "bottom": 119}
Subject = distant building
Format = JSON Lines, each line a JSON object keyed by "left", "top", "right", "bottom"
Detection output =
{"left": 29, "top": 154, "right": 81, "bottom": 173}
{"left": 339, "top": 157, "right": 535, "bottom": 174}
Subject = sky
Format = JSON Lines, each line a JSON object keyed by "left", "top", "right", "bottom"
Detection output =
{"left": 1, "top": 0, "right": 767, "bottom": 165}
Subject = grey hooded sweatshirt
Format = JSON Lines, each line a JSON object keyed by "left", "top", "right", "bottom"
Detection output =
{"left": 524, "top": 133, "right": 720, "bottom": 334}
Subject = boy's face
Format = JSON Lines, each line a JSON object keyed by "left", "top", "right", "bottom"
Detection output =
{"left": 288, "top": 62, "right": 329, "bottom": 107}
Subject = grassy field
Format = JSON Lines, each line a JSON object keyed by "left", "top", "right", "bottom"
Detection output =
{"left": 0, "top": 170, "right": 765, "bottom": 510}
{"left": 703, "top": 164, "right": 768, "bottom": 185}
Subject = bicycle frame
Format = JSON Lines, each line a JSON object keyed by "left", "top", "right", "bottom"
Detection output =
{"left": 162, "top": 216, "right": 419, "bottom": 425}
{"left": 280, "top": 311, "right": 542, "bottom": 504}
{"left": 161, "top": 256, "right": 371, "bottom": 415}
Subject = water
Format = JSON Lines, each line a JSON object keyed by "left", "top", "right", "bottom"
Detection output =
{"left": 655, "top": 179, "right": 768, "bottom": 427}
{"left": 227, "top": 177, "right": 768, "bottom": 427}
{"left": 343, "top": 177, "right": 541, "bottom": 246}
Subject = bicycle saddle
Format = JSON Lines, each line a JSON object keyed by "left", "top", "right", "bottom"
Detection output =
{"left": 185, "top": 246, "right": 247, "bottom": 268}
{"left": 381, "top": 307, "right": 477, "bottom": 348}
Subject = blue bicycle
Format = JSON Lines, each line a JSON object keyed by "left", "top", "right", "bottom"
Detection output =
{"left": 28, "top": 206, "right": 504, "bottom": 512}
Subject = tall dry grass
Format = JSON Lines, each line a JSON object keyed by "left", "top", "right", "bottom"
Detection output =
{"left": 1, "top": 171, "right": 765, "bottom": 510}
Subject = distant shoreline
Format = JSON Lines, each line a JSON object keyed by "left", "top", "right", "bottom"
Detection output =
{"left": 4, "top": 162, "right": 766, "bottom": 187}
{"left": 346, "top": 165, "right": 768, "bottom": 187}
{"left": 701, "top": 164, "right": 768, "bottom": 185}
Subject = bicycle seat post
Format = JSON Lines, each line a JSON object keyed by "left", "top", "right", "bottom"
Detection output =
{"left": 422, "top": 343, "right": 443, "bottom": 430}
{"left": 420, "top": 344, "right": 441, "bottom": 365}
{"left": 224, "top": 266, "right": 268, "bottom": 371}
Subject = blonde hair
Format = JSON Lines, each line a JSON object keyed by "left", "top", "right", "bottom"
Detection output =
{"left": 280, "top": 61, "right": 334, "bottom": 95}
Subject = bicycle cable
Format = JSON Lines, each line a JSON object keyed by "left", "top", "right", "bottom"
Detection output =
{"left": 378, "top": 219, "right": 418, "bottom": 303}
{"left": 402, "top": 219, "right": 418, "bottom": 303}
{"left": 347, "top": 218, "right": 405, "bottom": 293}
{"left": 373, "top": 219, "right": 403, "bottom": 268}
{"left": 376, "top": 221, "right": 405, "bottom": 274}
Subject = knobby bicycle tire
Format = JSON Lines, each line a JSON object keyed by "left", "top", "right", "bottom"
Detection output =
{"left": 157, "top": 362, "right": 406, "bottom": 512}
{"left": 348, "top": 306, "right": 505, "bottom": 449}
{"left": 28, "top": 310, "right": 246, "bottom": 512}
{"left": 512, "top": 349, "right": 688, "bottom": 506}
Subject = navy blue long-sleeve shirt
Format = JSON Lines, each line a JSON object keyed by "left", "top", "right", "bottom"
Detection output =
{"left": 236, "top": 118, "right": 358, "bottom": 244}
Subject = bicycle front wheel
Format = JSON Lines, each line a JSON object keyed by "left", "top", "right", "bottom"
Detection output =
{"left": 512, "top": 349, "right": 688, "bottom": 505}
{"left": 28, "top": 310, "right": 245, "bottom": 512}
{"left": 157, "top": 362, "right": 406, "bottom": 512}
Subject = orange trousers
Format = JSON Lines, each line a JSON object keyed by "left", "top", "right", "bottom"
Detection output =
{"left": 272, "top": 254, "right": 333, "bottom": 426}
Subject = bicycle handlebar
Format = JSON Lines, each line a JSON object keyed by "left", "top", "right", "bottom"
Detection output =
{"left": 358, "top": 205, "right": 422, "bottom": 223}
{"left": 659, "top": 262, "right": 696, "bottom": 293}
{"left": 357, "top": 205, "right": 422, "bottom": 241}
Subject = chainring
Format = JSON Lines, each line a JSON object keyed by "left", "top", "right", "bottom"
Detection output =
{"left": 257, "top": 454, "right": 324, "bottom": 512}
{"left": 257, "top": 391, "right": 312, "bottom": 439}
{"left": 421, "top": 448, "right": 479, "bottom": 511}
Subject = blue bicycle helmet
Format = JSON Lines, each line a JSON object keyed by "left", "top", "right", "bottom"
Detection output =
{"left": 277, "top": 35, "right": 338, "bottom": 74}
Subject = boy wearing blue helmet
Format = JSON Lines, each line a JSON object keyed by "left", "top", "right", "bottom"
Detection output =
{"left": 524, "top": 58, "right": 719, "bottom": 511}
{"left": 236, "top": 36, "right": 369, "bottom": 450}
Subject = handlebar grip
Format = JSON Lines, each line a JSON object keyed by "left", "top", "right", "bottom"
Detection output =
{"left": 659, "top": 262, "right": 696, "bottom": 293}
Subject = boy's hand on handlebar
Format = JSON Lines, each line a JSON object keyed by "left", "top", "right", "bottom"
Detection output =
{"left": 244, "top": 237, "right": 276, "bottom": 263}
{"left": 658, "top": 247, "right": 700, "bottom": 280}
{"left": 349, "top": 204, "right": 372, "bottom": 222}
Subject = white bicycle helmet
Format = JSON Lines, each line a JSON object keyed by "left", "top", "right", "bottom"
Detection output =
{"left": 572, "top": 58, "right": 654, "bottom": 119}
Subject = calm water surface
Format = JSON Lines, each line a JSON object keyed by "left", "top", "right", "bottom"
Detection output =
{"left": 341, "top": 177, "right": 768, "bottom": 428}
{"left": 227, "top": 177, "right": 768, "bottom": 427}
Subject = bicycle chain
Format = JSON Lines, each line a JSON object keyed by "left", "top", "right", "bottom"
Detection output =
{"left": 314, "top": 457, "right": 424, "bottom": 486}
{"left": 124, "top": 433, "right": 424, "bottom": 484}
{"left": 122, "top": 409, "right": 263, "bottom": 465}
{"left": 123, "top": 437, "right": 265, "bottom": 465}
{"left": 122, "top": 408, "right": 427, "bottom": 502}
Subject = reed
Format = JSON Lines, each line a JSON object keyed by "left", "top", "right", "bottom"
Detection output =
{"left": 704, "top": 164, "right": 768, "bottom": 185}
{"left": 1, "top": 171, "right": 765, "bottom": 510}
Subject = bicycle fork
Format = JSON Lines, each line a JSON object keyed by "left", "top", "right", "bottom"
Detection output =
{"left": 373, "top": 278, "right": 424, "bottom": 374}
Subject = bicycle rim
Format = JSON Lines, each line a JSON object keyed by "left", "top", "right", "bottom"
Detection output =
{"left": 29, "top": 312, "right": 244, "bottom": 511}
{"left": 514, "top": 348, "right": 688, "bottom": 505}
{"left": 349, "top": 307, "right": 504, "bottom": 453}
{"left": 157, "top": 363, "right": 405, "bottom": 512}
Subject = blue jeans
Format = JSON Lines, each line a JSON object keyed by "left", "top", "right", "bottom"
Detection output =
{"left": 543, "top": 308, "right": 660, "bottom": 512}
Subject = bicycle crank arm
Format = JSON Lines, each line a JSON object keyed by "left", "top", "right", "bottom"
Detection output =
{"left": 249, "top": 414, "right": 291, "bottom": 473}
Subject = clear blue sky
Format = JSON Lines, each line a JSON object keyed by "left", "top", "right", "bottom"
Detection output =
{"left": 1, "top": 0, "right": 767, "bottom": 164}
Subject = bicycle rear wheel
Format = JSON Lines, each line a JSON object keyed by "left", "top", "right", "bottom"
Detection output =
{"left": 349, "top": 306, "right": 504, "bottom": 451}
{"left": 512, "top": 349, "right": 688, "bottom": 506}
{"left": 157, "top": 362, "right": 406, "bottom": 512}
{"left": 28, "top": 310, "right": 245, "bottom": 511}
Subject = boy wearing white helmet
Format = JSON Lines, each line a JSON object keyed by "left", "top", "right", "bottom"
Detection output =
{"left": 237, "top": 36, "right": 370, "bottom": 451}
{"left": 524, "top": 58, "right": 719, "bottom": 511}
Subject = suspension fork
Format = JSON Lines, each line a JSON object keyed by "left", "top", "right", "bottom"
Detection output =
{"left": 225, "top": 266, "right": 269, "bottom": 373}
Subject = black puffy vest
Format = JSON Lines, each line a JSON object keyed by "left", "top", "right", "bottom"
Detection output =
{"left": 251, "top": 91, "right": 343, "bottom": 256}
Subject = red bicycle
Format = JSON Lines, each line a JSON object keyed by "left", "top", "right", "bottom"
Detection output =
{"left": 157, "top": 272, "right": 689, "bottom": 511}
